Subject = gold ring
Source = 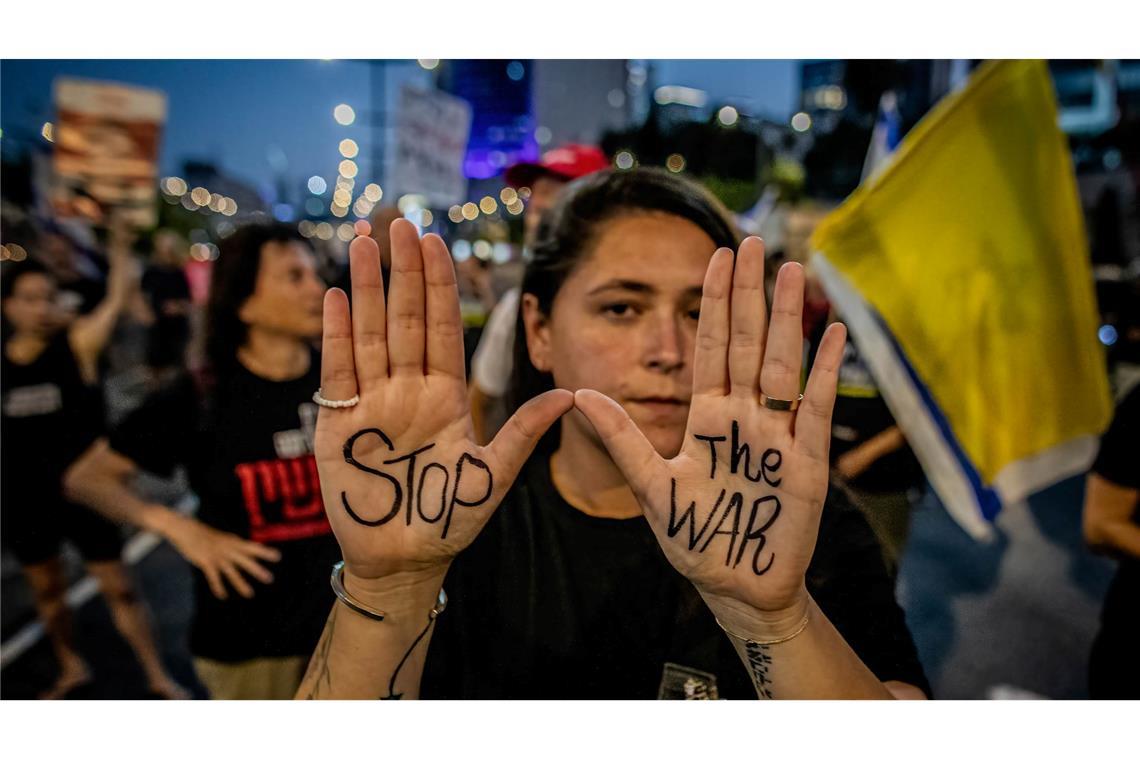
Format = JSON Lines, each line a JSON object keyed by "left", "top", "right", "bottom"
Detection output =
{"left": 760, "top": 392, "right": 803, "bottom": 412}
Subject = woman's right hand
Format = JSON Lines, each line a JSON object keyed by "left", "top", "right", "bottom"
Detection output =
{"left": 314, "top": 221, "right": 572, "bottom": 589}
{"left": 156, "top": 511, "right": 282, "bottom": 600}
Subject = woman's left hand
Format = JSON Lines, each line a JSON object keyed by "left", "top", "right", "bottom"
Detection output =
{"left": 575, "top": 238, "right": 847, "bottom": 639}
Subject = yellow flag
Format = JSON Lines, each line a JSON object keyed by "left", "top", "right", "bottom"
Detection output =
{"left": 811, "top": 60, "right": 1112, "bottom": 539}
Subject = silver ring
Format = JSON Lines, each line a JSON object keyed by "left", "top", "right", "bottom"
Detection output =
{"left": 760, "top": 392, "right": 803, "bottom": 412}
{"left": 312, "top": 388, "right": 360, "bottom": 409}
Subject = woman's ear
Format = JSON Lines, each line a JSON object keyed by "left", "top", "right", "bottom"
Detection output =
{"left": 521, "top": 293, "right": 552, "bottom": 373}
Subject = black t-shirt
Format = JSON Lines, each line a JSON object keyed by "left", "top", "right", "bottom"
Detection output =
{"left": 142, "top": 265, "right": 192, "bottom": 311}
{"left": 1091, "top": 384, "right": 1140, "bottom": 627}
{"left": 421, "top": 454, "right": 930, "bottom": 699}
{"left": 830, "top": 340, "right": 924, "bottom": 494}
{"left": 1, "top": 333, "right": 106, "bottom": 501}
{"left": 1093, "top": 385, "right": 1139, "bottom": 492}
{"left": 141, "top": 265, "right": 192, "bottom": 366}
{"left": 108, "top": 358, "right": 342, "bottom": 662}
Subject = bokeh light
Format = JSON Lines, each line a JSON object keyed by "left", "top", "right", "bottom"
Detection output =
{"left": 334, "top": 104, "right": 355, "bottom": 125}
{"left": 717, "top": 105, "right": 739, "bottom": 127}
{"left": 451, "top": 239, "right": 472, "bottom": 262}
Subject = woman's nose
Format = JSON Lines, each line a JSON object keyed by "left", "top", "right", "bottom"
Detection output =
{"left": 644, "top": 314, "right": 685, "bottom": 372}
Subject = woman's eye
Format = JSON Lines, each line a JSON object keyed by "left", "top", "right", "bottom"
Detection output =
{"left": 602, "top": 303, "right": 633, "bottom": 317}
{"left": 687, "top": 308, "right": 701, "bottom": 321}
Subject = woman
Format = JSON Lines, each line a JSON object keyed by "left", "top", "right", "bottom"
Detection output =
{"left": 1, "top": 223, "right": 186, "bottom": 699}
{"left": 65, "top": 223, "right": 341, "bottom": 699}
{"left": 299, "top": 169, "right": 929, "bottom": 699}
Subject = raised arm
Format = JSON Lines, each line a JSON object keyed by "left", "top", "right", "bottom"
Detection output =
{"left": 68, "top": 216, "right": 140, "bottom": 379}
{"left": 64, "top": 439, "right": 281, "bottom": 600}
{"left": 575, "top": 237, "right": 925, "bottom": 699}
{"left": 297, "top": 223, "right": 571, "bottom": 699}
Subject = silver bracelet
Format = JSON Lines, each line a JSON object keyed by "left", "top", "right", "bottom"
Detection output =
{"left": 329, "top": 561, "right": 447, "bottom": 622}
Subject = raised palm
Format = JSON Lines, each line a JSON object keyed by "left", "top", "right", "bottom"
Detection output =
{"left": 575, "top": 238, "right": 846, "bottom": 621}
{"left": 314, "top": 221, "right": 571, "bottom": 582}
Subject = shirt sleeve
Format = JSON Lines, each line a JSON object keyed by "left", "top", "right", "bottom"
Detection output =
{"left": 1092, "top": 385, "right": 1140, "bottom": 490}
{"left": 808, "top": 486, "right": 933, "bottom": 696}
{"left": 107, "top": 374, "right": 198, "bottom": 478}
{"left": 470, "top": 287, "right": 520, "bottom": 397}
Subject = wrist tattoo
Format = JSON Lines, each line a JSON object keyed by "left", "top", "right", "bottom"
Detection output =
{"left": 381, "top": 610, "right": 438, "bottom": 700}
{"left": 301, "top": 606, "right": 338, "bottom": 699}
{"left": 744, "top": 642, "right": 775, "bottom": 699}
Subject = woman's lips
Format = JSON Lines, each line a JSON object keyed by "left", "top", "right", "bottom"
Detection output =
{"left": 628, "top": 398, "right": 689, "bottom": 420}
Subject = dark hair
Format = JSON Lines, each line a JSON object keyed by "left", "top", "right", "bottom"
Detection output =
{"left": 1, "top": 259, "right": 55, "bottom": 342}
{"left": 508, "top": 168, "right": 740, "bottom": 450}
{"left": 204, "top": 222, "right": 309, "bottom": 379}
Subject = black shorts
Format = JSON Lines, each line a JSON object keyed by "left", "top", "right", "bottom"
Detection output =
{"left": 1, "top": 496, "right": 125, "bottom": 566}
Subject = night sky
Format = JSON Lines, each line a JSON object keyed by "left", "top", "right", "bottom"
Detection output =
{"left": 1, "top": 59, "right": 798, "bottom": 194}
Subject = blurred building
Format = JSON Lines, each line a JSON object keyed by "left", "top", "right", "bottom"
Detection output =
{"left": 437, "top": 59, "right": 537, "bottom": 181}
{"left": 532, "top": 60, "right": 631, "bottom": 149}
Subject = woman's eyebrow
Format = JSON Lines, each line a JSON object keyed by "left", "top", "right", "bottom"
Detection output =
{"left": 586, "top": 279, "right": 656, "bottom": 297}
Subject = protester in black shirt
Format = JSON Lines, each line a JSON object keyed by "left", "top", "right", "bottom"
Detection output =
{"left": 140, "top": 229, "right": 193, "bottom": 375}
{"left": 1083, "top": 383, "right": 1140, "bottom": 698}
{"left": 2, "top": 221, "right": 187, "bottom": 699}
{"left": 298, "top": 168, "right": 929, "bottom": 700}
{"left": 828, "top": 335, "right": 925, "bottom": 575}
{"left": 66, "top": 223, "right": 340, "bottom": 699}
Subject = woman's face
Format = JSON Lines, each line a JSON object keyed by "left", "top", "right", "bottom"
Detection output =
{"left": 3, "top": 273, "right": 59, "bottom": 337}
{"left": 238, "top": 240, "right": 326, "bottom": 340}
{"left": 523, "top": 212, "right": 716, "bottom": 457}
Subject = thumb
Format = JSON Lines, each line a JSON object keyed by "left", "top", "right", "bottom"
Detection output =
{"left": 484, "top": 388, "right": 574, "bottom": 487}
{"left": 573, "top": 388, "right": 662, "bottom": 498}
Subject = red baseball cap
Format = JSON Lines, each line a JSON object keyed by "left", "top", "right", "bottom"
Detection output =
{"left": 504, "top": 144, "right": 610, "bottom": 188}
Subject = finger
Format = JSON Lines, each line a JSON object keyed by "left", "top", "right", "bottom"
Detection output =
{"left": 572, "top": 389, "right": 663, "bottom": 500}
{"left": 202, "top": 565, "right": 227, "bottom": 600}
{"left": 795, "top": 322, "right": 847, "bottom": 462}
{"left": 386, "top": 219, "right": 427, "bottom": 375}
{"left": 759, "top": 262, "right": 805, "bottom": 405}
{"left": 692, "top": 248, "right": 734, "bottom": 397}
{"left": 484, "top": 389, "right": 574, "bottom": 490}
{"left": 220, "top": 563, "right": 256, "bottom": 599}
{"left": 349, "top": 235, "right": 388, "bottom": 388}
{"left": 421, "top": 233, "right": 466, "bottom": 380}
{"left": 241, "top": 541, "right": 282, "bottom": 563}
{"left": 320, "top": 288, "right": 358, "bottom": 402}
{"left": 230, "top": 553, "right": 275, "bottom": 585}
{"left": 728, "top": 237, "right": 768, "bottom": 398}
